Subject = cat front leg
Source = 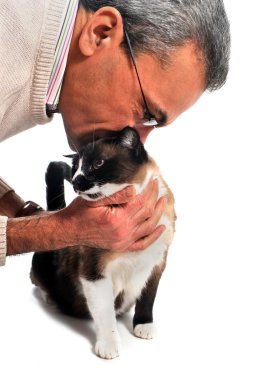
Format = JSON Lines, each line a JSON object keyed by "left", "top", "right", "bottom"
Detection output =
{"left": 80, "top": 277, "right": 121, "bottom": 359}
{"left": 133, "top": 263, "right": 165, "bottom": 340}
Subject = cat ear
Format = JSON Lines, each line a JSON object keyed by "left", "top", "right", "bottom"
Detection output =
{"left": 117, "top": 127, "right": 140, "bottom": 149}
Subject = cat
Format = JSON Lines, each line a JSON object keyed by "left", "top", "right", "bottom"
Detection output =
{"left": 30, "top": 126, "right": 176, "bottom": 359}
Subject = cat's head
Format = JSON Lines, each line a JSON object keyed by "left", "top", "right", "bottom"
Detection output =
{"left": 67, "top": 127, "right": 149, "bottom": 201}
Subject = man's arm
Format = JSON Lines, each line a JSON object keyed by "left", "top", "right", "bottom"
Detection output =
{"left": 6, "top": 212, "right": 65, "bottom": 254}
{"left": 3, "top": 178, "right": 166, "bottom": 258}
{"left": 0, "top": 177, "right": 26, "bottom": 265}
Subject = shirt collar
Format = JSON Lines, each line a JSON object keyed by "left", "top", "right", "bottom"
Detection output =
{"left": 46, "top": 0, "right": 79, "bottom": 116}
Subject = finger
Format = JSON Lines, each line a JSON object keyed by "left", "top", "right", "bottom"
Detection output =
{"left": 84, "top": 186, "right": 136, "bottom": 208}
{"left": 128, "top": 178, "right": 159, "bottom": 222}
{"left": 142, "top": 176, "right": 158, "bottom": 198}
{"left": 132, "top": 196, "right": 167, "bottom": 239}
{"left": 142, "top": 177, "right": 159, "bottom": 209}
{"left": 128, "top": 225, "right": 166, "bottom": 251}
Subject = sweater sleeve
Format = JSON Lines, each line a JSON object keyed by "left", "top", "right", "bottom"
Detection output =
{"left": 0, "top": 216, "right": 8, "bottom": 266}
{"left": 0, "top": 177, "right": 14, "bottom": 266}
{"left": 0, "top": 177, "right": 14, "bottom": 198}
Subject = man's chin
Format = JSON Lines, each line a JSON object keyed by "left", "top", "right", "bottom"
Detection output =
{"left": 134, "top": 126, "right": 153, "bottom": 144}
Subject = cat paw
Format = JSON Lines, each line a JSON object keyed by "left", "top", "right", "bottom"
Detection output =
{"left": 95, "top": 337, "right": 121, "bottom": 360}
{"left": 134, "top": 323, "right": 154, "bottom": 339}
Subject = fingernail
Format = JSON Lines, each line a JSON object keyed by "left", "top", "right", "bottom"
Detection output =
{"left": 151, "top": 177, "right": 158, "bottom": 188}
{"left": 157, "top": 225, "right": 166, "bottom": 234}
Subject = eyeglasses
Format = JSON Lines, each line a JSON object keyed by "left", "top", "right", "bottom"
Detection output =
{"left": 124, "top": 28, "right": 158, "bottom": 127}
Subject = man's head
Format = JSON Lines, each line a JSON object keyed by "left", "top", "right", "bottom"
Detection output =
{"left": 59, "top": 0, "right": 230, "bottom": 150}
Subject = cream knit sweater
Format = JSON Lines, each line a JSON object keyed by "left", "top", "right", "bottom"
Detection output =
{"left": 0, "top": 0, "right": 69, "bottom": 265}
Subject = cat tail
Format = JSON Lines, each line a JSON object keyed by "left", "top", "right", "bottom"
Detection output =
{"left": 46, "top": 161, "right": 72, "bottom": 211}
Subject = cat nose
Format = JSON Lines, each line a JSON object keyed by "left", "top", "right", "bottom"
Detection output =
{"left": 72, "top": 175, "right": 85, "bottom": 192}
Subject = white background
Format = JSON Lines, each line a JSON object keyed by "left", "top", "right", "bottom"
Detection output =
{"left": 0, "top": 1, "right": 252, "bottom": 379}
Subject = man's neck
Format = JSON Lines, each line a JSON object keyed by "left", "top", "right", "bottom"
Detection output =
{"left": 58, "top": 7, "right": 91, "bottom": 145}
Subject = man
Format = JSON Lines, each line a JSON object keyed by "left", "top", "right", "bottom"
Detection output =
{"left": 0, "top": 0, "right": 230, "bottom": 266}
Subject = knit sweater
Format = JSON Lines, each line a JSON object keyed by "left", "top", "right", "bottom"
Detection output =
{"left": 0, "top": 0, "right": 69, "bottom": 265}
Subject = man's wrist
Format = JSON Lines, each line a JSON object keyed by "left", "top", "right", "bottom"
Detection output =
{"left": 5, "top": 202, "right": 92, "bottom": 256}
{"left": 16, "top": 201, "right": 44, "bottom": 217}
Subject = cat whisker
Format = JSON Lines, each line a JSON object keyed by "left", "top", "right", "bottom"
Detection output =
{"left": 47, "top": 191, "right": 66, "bottom": 205}
{"left": 93, "top": 127, "right": 95, "bottom": 152}
{"left": 68, "top": 134, "right": 79, "bottom": 154}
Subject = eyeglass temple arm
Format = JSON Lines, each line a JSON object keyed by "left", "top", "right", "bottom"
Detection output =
{"left": 123, "top": 27, "right": 152, "bottom": 118}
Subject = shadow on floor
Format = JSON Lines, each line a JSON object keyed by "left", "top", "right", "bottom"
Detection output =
{"left": 32, "top": 286, "right": 135, "bottom": 346}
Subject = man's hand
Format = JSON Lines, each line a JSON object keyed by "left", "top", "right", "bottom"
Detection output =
{"left": 6, "top": 178, "right": 166, "bottom": 255}
{"left": 57, "top": 178, "right": 167, "bottom": 252}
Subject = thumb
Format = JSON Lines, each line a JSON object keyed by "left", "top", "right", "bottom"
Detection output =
{"left": 85, "top": 185, "right": 136, "bottom": 208}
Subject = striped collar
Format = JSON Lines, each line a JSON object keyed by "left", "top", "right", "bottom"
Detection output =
{"left": 46, "top": 0, "right": 79, "bottom": 116}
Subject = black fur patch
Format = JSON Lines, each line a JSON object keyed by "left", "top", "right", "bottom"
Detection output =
{"left": 71, "top": 127, "right": 148, "bottom": 194}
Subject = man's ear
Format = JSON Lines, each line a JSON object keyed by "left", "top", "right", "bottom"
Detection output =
{"left": 79, "top": 6, "right": 124, "bottom": 57}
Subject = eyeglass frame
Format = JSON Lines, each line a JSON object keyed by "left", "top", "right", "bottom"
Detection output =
{"left": 123, "top": 27, "right": 158, "bottom": 127}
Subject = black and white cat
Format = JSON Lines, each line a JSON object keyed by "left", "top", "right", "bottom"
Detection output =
{"left": 30, "top": 127, "right": 176, "bottom": 359}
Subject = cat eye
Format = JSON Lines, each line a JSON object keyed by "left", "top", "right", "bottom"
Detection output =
{"left": 92, "top": 159, "right": 105, "bottom": 170}
{"left": 124, "top": 28, "right": 158, "bottom": 128}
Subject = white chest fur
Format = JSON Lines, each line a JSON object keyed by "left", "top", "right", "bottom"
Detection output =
{"left": 78, "top": 171, "right": 174, "bottom": 358}
{"left": 104, "top": 173, "right": 172, "bottom": 314}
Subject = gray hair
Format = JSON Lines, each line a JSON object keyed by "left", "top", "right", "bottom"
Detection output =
{"left": 79, "top": 0, "right": 230, "bottom": 91}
